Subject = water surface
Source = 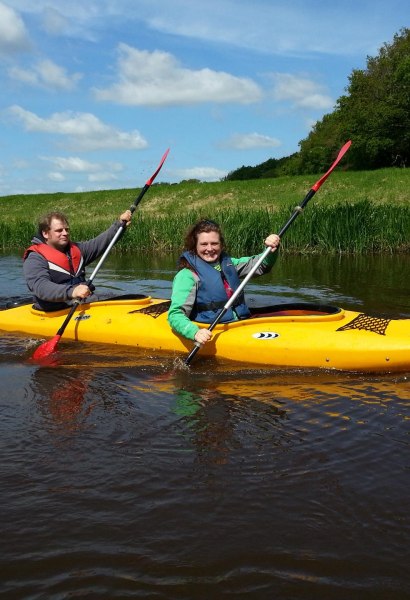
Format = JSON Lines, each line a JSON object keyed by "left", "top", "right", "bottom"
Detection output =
{"left": 0, "top": 252, "right": 409, "bottom": 599}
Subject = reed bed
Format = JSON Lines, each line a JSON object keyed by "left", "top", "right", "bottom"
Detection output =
{"left": 2, "top": 200, "right": 408, "bottom": 254}
{"left": 124, "top": 201, "right": 409, "bottom": 254}
{"left": 1, "top": 168, "right": 409, "bottom": 253}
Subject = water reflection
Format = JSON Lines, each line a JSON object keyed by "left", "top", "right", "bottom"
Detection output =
{"left": 172, "top": 386, "right": 238, "bottom": 465}
{"left": 1, "top": 353, "right": 409, "bottom": 598}
{"left": 29, "top": 368, "right": 95, "bottom": 435}
{"left": 129, "top": 364, "right": 409, "bottom": 473}
{"left": 1, "top": 251, "right": 409, "bottom": 598}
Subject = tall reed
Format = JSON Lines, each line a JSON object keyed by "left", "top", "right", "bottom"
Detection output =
{"left": 112, "top": 201, "right": 409, "bottom": 254}
{"left": 1, "top": 201, "right": 408, "bottom": 254}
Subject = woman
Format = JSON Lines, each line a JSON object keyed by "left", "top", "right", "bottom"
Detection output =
{"left": 167, "top": 219, "right": 280, "bottom": 345}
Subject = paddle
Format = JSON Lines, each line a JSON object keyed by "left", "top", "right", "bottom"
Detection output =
{"left": 32, "top": 148, "right": 170, "bottom": 361}
{"left": 185, "top": 140, "right": 352, "bottom": 366}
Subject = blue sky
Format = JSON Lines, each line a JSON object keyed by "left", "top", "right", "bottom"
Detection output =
{"left": 0, "top": 1, "right": 408, "bottom": 195}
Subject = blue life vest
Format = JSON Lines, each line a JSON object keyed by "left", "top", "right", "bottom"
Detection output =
{"left": 182, "top": 251, "right": 250, "bottom": 323}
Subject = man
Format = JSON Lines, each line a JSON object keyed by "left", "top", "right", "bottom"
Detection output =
{"left": 23, "top": 209, "right": 131, "bottom": 311}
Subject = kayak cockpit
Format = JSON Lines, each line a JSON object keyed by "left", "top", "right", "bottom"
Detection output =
{"left": 249, "top": 302, "right": 343, "bottom": 319}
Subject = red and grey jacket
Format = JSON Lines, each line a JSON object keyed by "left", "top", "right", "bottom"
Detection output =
{"left": 23, "top": 220, "right": 126, "bottom": 311}
{"left": 24, "top": 242, "right": 84, "bottom": 282}
{"left": 23, "top": 240, "right": 87, "bottom": 311}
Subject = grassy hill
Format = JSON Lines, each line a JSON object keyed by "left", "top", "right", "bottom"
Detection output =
{"left": 1, "top": 168, "right": 409, "bottom": 254}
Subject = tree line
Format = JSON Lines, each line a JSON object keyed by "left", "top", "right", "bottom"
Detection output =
{"left": 226, "top": 28, "right": 409, "bottom": 180}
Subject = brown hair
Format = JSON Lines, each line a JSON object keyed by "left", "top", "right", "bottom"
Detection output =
{"left": 183, "top": 219, "right": 225, "bottom": 252}
{"left": 37, "top": 211, "right": 69, "bottom": 238}
{"left": 178, "top": 218, "right": 225, "bottom": 270}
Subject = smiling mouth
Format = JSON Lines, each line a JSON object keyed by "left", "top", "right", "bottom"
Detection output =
{"left": 203, "top": 257, "right": 218, "bottom": 263}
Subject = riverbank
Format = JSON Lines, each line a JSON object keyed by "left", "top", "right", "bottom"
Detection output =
{"left": 1, "top": 168, "right": 409, "bottom": 253}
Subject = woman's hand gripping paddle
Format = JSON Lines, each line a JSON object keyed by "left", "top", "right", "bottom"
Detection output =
{"left": 31, "top": 149, "right": 170, "bottom": 362}
{"left": 185, "top": 140, "right": 352, "bottom": 366}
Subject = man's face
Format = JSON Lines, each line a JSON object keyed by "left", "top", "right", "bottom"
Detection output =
{"left": 43, "top": 218, "right": 70, "bottom": 250}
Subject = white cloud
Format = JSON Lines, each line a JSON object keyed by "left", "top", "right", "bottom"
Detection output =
{"left": 94, "top": 44, "right": 263, "bottom": 106}
{"left": 42, "top": 156, "right": 103, "bottom": 172}
{"left": 48, "top": 171, "right": 65, "bottom": 182}
{"left": 88, "top": 172, "right": 118, "bottom": 182}
{"left": 122, "top": 0, "right": 402, "bottom": 58}
{"left": 41, "top": 156, "right": 123, "bottom": 173}
{"left": 220, "top": 132, "right": 281, "bottom": 150}
{"left": 6, "top": 0, "right": 406, "bottom": 57}
{"left": 13, "top": 159, "right": 30, "bottom": 169}
{"left": 6, "top": 105, "right": 148, "bottom": 151}
{"left": 7, "top": 2, "right": 100, "bottom": 42}
{"left": 41, "top": 6, "right": 70, "bottom": 35}
{"left": 172, "top": 166, "right": 228, "bottom": 182}
{"left": 0, "top": 2, "right": 31, "bottom": 55}
{"left": 7, "top": 67, "right": 37, "bottom": 86}
{"left": 42, "top": 156, "right": 122, "bottom": 186}
{"left": 271, "top": 73, "right": 334, "bottom": 110}
{"left": 8, "top": 59, "right": 82, "bottom": 91}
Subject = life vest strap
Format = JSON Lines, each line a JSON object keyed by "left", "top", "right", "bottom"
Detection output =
{"left": 197, "top": 297, "right": 243, "bottom": 312}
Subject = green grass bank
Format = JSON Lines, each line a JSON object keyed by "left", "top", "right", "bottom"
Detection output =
{"left": 1, "top": 168, "right": 409, "bottom": 254}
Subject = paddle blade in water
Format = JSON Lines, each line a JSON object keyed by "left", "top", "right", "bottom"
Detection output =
{"left": 32, "top": 335, "right": 61, "bottom": 361}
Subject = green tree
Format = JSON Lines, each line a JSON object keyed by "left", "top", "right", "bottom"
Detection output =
{"left": 297, "top": 112, "right": 343, "bottom": 173}
{"left": 226, "top": 28, "right": 409, "bottom": 180}
{"left": 299, "top": 27, "right": 410, "bottom": 171}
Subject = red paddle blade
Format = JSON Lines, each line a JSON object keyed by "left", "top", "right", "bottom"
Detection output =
{"left": 145, "top": 148, "right": 170, "bottom": 186}
{"left": 312, "top": 140, "right": 351, "bottom": 192}
{"left": 32, "top": 335, "right": 61, "bottom": 361}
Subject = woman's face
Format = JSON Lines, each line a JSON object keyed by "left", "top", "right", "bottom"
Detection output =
{"left": 196, "top": 231, "right": 222, "bottom": 263}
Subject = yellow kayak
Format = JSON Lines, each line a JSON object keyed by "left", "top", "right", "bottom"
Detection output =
{"left": 0, "top": 295, "right": 409, "bottom": 372}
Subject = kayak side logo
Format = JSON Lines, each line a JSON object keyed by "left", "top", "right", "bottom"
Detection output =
{"left": 252, "top": 332, "right": 279, "bottom": 339}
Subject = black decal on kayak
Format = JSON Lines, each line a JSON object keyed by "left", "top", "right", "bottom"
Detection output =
{"left": 130, "top": 300, "right": 171, "bottom": 318}
{"left": 74, "top": 314, "right": 91, "bottom": 321}
{"left": 337, "top": 314, "right": 390, "bottom": 335}
{"left": 252, "top": 332, "right": 279, "bottom": 339}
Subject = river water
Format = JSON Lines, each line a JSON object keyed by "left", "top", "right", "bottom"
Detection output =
{"left": 0, "top": 251, "right": 409, "bottom": 599}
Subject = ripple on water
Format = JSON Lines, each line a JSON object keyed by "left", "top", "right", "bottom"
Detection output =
{"left": 0, "top": 334, "right": 409, "bottom": 598}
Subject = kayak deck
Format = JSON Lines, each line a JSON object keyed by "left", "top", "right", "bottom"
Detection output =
{"left": 0, "top": 296, "right": 409, "bottom": 372}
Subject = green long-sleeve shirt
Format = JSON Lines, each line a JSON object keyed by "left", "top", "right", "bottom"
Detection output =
{"left": 167, "top": 249, "right": 279, "bottom": 340}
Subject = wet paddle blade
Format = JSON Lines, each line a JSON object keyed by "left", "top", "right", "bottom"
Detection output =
{"left": 32, "top": 335, "right": 61, "bottom": 361}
